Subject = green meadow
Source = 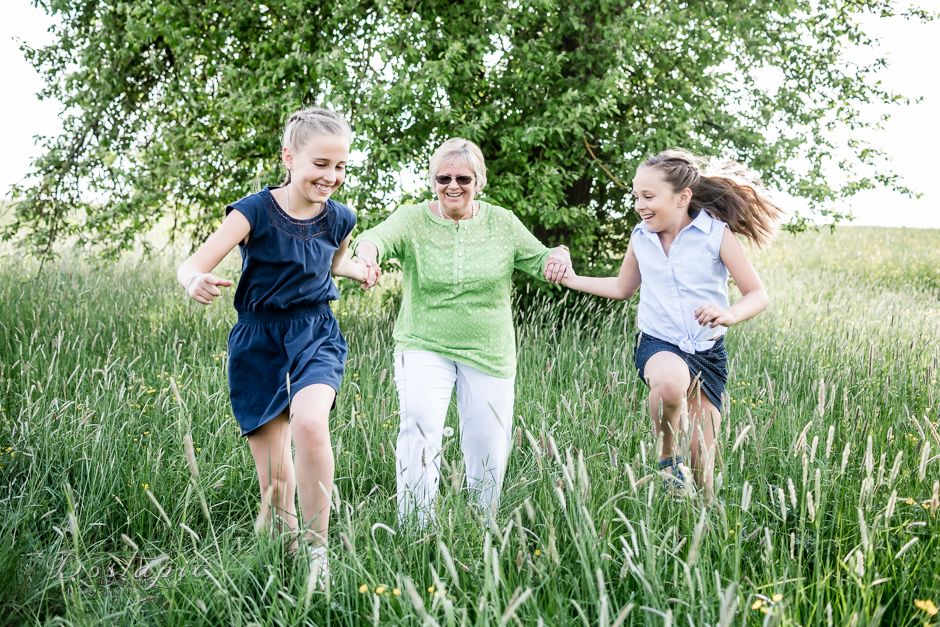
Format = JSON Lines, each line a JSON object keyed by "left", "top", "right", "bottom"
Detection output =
{"left": 0, "top": 226, "right": 938, "bottom": 626}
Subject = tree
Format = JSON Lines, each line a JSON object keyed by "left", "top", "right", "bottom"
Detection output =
{"left": 8, "top": 0, "right": 931, "bottom": 273}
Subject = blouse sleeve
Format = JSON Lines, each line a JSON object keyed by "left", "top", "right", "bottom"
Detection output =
{"left": 334, "top": 202, "right": 357, "bottom": 242}
{"left": 510, "top": 212, "right": 551, "bottom": 280}
{"left": 352, "top": 204, "right": 416, "bottom": 263}
{"left": 225, "top": 193, "right": 260, "bottom": 233}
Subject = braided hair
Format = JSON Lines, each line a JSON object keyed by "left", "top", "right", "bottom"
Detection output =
{"left": 281, "top": 107, "right": 352, "bottom": 185}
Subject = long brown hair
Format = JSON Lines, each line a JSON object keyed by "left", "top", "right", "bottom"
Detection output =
{"left": 641, "top": 149, "right": 784, "bottom": 247}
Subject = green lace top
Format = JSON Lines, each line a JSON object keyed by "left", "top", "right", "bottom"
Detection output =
{"left": 353, "top": 201, "right": 551, "bottom": 378}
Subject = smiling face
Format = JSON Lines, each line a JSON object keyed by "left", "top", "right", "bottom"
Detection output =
{"left": 632, "top": 165, "right": 693, "bottom": 234}
{"left": 282, "top": 133, "right": 350, "bottom": 208}
{"left": 434, "top": 159, "right": 478, "bottom": 218}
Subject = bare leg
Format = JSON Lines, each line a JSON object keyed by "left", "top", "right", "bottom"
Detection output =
{"left": 290, "top": 383, "right": 336, "bottom": 546}
{"left": 247, "top": 413, "right": 297, "bottom": 533}
{"left": 643, "top": 352, "right": 692, "bottom": 462}
{"left": 686, "top": 385, "right": 721, "bottom": 495}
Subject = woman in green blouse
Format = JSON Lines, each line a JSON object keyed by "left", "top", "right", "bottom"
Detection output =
{"left": 353, "top": 138, "right": 571, "bottom": 527}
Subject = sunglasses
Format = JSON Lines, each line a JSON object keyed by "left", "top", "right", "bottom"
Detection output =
{"left": 435, "top": 175, "right": 474, "bottom": 186}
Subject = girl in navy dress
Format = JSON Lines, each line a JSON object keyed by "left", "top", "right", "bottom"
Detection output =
{"left": 557, "top": 149, "right": 783, "bottom": 497}
{"left": 176, "top": 108, "right": 376, "bottom": 580}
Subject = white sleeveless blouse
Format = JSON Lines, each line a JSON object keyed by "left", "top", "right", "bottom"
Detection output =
{"left": 632, "top": 210, "right": 729, "bottom": 354}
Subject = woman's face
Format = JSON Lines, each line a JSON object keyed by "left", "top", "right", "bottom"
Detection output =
{"left": 434, "top": 159, "right": 477, "bottom": 217}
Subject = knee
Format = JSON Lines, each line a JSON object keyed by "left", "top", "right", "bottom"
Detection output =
{"left": 291, "top": 415, "right": 330, "bottom": 451}
{"left": 649, "top": 379, "right": 687, "bottom": 407}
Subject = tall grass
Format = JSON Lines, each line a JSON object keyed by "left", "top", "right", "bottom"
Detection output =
{"left": 0, "top": 227, "right": 938, "bottom": 626}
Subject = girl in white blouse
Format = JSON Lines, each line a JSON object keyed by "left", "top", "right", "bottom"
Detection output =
{"left": 558, "top": 149, "right": 783, "bottom": 496}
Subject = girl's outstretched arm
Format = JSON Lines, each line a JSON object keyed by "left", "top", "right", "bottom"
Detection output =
{"left": 561, "top": 241, "right": 642, "bottom": 300}
{"left": 176, "top": 210, "right": 250, "bottom": 305}
{"left": 694, "top": 227, "right": 769, "bottom": 328}
{"left": 331, "top": 235, "right": 377, "bottom": 289}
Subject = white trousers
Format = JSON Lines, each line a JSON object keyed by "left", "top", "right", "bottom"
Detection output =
{"left": 393, "top": 350, "right": 515, "bottom": 527}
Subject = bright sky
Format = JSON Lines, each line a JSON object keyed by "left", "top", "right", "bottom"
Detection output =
{"left": 1, "top": 2, "right": 938, "bottom": 228}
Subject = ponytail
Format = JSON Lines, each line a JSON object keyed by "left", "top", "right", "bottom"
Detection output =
{"left": 641, "top": 149, "right": 784, "bottom": 248}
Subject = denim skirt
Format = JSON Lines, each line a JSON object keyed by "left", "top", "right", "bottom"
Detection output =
{"left": 228, "top": 302, "right": 346, "bottom": 436}
{"left": 632, "top": 332, "right": 727, "bottom": 411}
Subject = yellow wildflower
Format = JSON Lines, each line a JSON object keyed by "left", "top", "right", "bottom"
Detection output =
{"left": 393, "top": 588, "right": 401, "bottom": 596}
{"left": 359, "top": 584, "right": 368, "bottom": 594}
{"left": 375, "top": 586, "right": 386, "bottom": 594}
{"left": 915, "top": 599, "right": 939, "bottom": 616}
{"left": 751, "top": 599, "right": 763, "bottom": 610}
{"left": 772, "top": 593, "right": 783, "bottom": 603}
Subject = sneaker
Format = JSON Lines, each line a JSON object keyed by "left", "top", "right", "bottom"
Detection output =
{"left": 305, "top": 545, "right": 330, "bottom": 592}
{"left": 658, "top": 456, "right": 685, "bottom": 494}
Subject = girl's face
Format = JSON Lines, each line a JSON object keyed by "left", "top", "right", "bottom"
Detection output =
{"left": 631, "top": 166, "right": 692, "bottom": 233}
{"left": 434, "top": 159, "right": 478, "bottom": 217}
{"left": 282, "top": 133, "right": 350, "bottom": 205}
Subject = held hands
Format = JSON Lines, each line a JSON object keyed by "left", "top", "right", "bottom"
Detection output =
{"left": 694, "top": 304, "right": 738, "bottom": 329}
{"left": 187, "top": 273, "right": 234, "bottom": 305}
{"left": 353, "top": 256, "right": 381, "bottom": 290}
{"left": 543, "top": 246, "right": 573, "bottom": 284}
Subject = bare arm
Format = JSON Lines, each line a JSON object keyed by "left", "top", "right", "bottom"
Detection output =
{"left": 331, "top": 235, "right": 377, "bottom": 288}
{"left": 176, "top": 210, "right": 250, "bottom": 305}
{"left": 694, "top": 228, "right": 768, "bottom": 328}
{"left": 560, "top": 241, "right": 642, "bottom": 300}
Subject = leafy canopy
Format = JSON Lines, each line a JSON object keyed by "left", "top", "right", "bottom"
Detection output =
{"left": 8, "top": 0, "right": 931, "bottom": 271}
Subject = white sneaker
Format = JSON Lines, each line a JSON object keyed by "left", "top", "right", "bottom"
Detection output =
{"left": 306, "top": 545, "right": 330, "bottom": 592}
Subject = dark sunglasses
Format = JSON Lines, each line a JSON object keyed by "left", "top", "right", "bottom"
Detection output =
{"left": 435, "top": 175, "right": 474, "bottom": 186}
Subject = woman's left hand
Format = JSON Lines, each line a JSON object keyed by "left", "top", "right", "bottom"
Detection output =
{"left": 694, "top": 304, "right": 738, "bottom": 328}
{"left": 543, "top": 247, "right": 572, "bottom": 284}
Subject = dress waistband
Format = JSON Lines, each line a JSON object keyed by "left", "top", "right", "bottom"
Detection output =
{"left": 236, "top": 302, "right": 332, "bottom": 323}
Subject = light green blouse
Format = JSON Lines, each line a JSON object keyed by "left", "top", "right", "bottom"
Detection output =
{"left": 353, "top": 201, "right": 551, "bottom": 378}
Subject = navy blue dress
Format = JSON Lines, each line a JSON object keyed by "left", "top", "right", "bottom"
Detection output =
{"left": 225, "top": 187, "right": 356, "bottom": 436}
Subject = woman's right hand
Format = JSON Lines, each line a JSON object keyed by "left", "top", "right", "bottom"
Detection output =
{"left": 187, "top": 273, "right": 234, "bottom": 305}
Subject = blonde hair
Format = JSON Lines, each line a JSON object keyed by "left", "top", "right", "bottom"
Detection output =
{"left": 428, "top": 138, "right": 487, "bottom": 192}
{"left": 641, "top": 149, "right": 785, "bottom": 248}
{"left": 281, "top": 107, "right": 352, "bottom": 184}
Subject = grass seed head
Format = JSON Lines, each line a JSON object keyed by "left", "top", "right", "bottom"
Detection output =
{"left": 523, "top": 497, "right": 535, "bottom": 522}
{"left": 741, "top": 480, "right": 752, "bottom": 513}
{"left": 857, "top": 508, "right": 869, "bottom": 552}
{"left": 184, "top": 433, "right": 199, "bottom": 478}
{"left": 885, "top": 490, "right": 898, "bottom": 525}
{"left": 889, "top": 451, "right": 904, "bottom": 486}
{"left": 918, "top": 441, "right": 931, "bottom": 482}
{"left": 787, "top": 478, "right": 797, "bottom": 509}
{"left": 121, "top": 533, "right": 138, "bottom": 552}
